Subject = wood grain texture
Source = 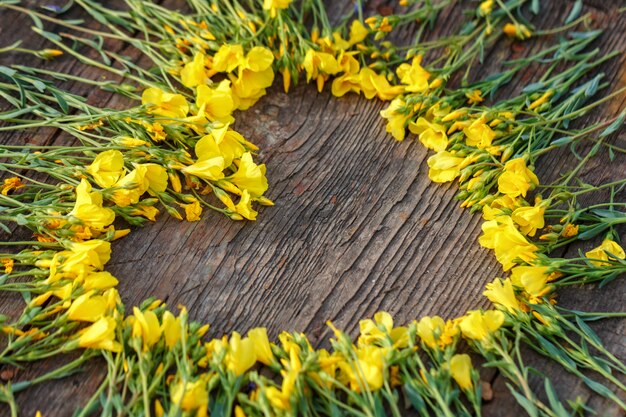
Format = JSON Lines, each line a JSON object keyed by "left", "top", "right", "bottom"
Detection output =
{"left": 0, "top": 1, "right": 625, "bottom": 416}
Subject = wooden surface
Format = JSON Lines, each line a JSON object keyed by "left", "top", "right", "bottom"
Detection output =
{"left": 1, "top": 0, "right": 625, "bottom": 416}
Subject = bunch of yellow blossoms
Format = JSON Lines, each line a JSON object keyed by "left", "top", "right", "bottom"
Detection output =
{"left": 1, "top": 0, "right": 625, "bottom": 416}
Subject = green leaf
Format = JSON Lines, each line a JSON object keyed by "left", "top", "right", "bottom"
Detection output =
{"left": 404, "top": 383, "right": 426, "bottom": 411}
{"left": 522, "top": 82, "right": 545, "bottom": 94}
{"left": 599, "top": 112, "right": 625, "bottom": 138}
{"left": 51, "top": 90, "right": 69, "bottom": 114}
{"left": 575, "top": 316, "right": 603, "bottom": 347}
{"left": 531, "top": 0, "right": 540, "bottom": 14}
{"left": 599, "top": 272, "right": 620, "bottom": 288}
{"left": 577, "top": 224, "right": 609, "bottom": 240}
{"left": 584, "top": 75, "right": 601, "bottom": 97}
{"left": 35, "top": 28, "right": 62, "bottom": 42}
{"left": 15, "top": 214, "right": 28, "bottom": 225}
{"left": 550, "top": 136, "right": 573, "bottom": 147}
{"left": 0, "top": 66, "right": 17, "bottom": 78}
{"left": 582, "top": 376, "right": 616, "bottom": 399}
{"left": 29, "top": 12, "right": 43, "bottom": 29}
{"left": 30, "top": 79, "right": 47, "bottom": 93}
{"left": 0, "top": 222, "right": 10, "bottom": 234}
{"left": 536, "top": 334, "right": 577, "bottom": 370}
{"left": 508, "top": 384, "right": 539, "bottom": 417}
{"left": 85, "top": 7, "right": 110, "bottom": 26}
{"left": 544, "top": 379, "right": 570, "bottom": 417}
{"left": 591, "top": 209, "right": 625, "bottom": 218}
{"left": 565, "top": 0, "right": 583, "bottom": 24}
{"left": 374, "top": 395, "right": 385, "bottom": 416}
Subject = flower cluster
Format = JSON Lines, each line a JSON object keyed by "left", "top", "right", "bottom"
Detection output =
{"left": 0, "top": 0, "right": 625, "bottom": 416}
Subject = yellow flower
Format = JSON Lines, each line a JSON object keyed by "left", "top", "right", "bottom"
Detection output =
{"left": 243, "top": 46, "right": 274, "bottom": 72}
{"left": 483, "top": 278, "right": 520, "bottom": 313}
{"left": 233, "top": 190, "right": 257, "bottom": 220}
{"left": 182, "top": 156, "right": 226, "bottom": 181}
{"left": 145, "top": 121, "right": 167, "bottom": 141}
{"left": 345, "top": 20, "right": 369, "bottom": 46}
{"left": 510, "top": 265, "right": 551, "bottom": 299}
{"left": 340, "top": 345, "right": 387, "bottom": 392}
{"left": 332, "top": 50, "right": 361, "bottom": 81}
{"left": 86, "top": 150, "right": 125, "bottom": 188}
{"left": 450, "top": 354, "right": 473, "bottom": 390}
{"left": 180, "top": 52, "right": 207, "bottom": 88}
{"left": 528, "top": 90, "right": 553, "bottom": 110}
{"left": 2, "top": 177, "right": 25, "bottom": 195}
{"left": 416, "top": 316, "right": 458, "bottom": 349}
{"left": 113, "top": 136, "right": 149, "bottom": 148}
{"left": 234, "top": 406, "right": 246, "bottom": 417}
{"left": 281, "top": 67, "right": 292, "bottom": 93}
{"left": 358, "top": 311, "right": 409, "bottom": 348}
{"left": 141, "top": 87, "right": 189, "bottom": 120}
{"left": 212, "top": 44, "right": 245, "bottom": 73}
{"left": 463, "top": 117, "right": 496, "bottom": 149}
{"left": 181, "top": 199, "right": 202, "bottom": 221}
{"left": 303, "top": 49, "right": 340, "bottom": 90}
{"left": 465, "top": 89, "right": 484, "bottom": 104}
{"left": 585, "top": 239, "right": 626, "bottom": 266}
{"left": 154, "top": 400, "right": 164, "bottom": 417}
{"left": 265, "top": 385, "right": 290, "bottom": 410}
{"left": 131, "top": 205, "right": 160, "bottom": 221}
{"left": 110, "top": 168, "right": 146, "bottom": 207}
{"left": 67, "top": 291, "right": 107, "bottom": 322}
{"left": 266, "top": 368, "right": 298, "bottom": 409}
{"left": 479, "top": 217, "right": 538, "bottom": 270}
{"left": 409, "top": 117, "right": 448, "bottom": 151}
{"left": 196, "top": 127, "right": 249, "bottom": 167}
{"left": 359, "top": 68, "right": 404, "bottom": 101}
{"left": 131, "top": 307, "right": 162, "bottom": 350}
{"left": 479, "top": 0, "right": 493, "bottom": 15}
{"left": 263, "top": 0, "right": 292, "bottom": 18}
{"left": 562, "top": 223, "right": 579, "bottom": 238}
{"left": 230, "top": 67, "right": 275, "bottom": 109}
{"left": 458, "top": 310, "right": 504, "bottom": 343}
{"left": 142, "top": 164, "right": 168, "bottom": 194}
{"left": 365, "top": 16, "right": 392, "bottom": 32}
{"left": 248, "top": 327, "right": 274, "bottom": 365}
{"left": 225, "top": 332, "right": 257, "bottom": 375}
{"left": 229, "top": 152, "right": 268, "bottom": 197}
{"left": 316, "top": 349, "right": 340, "bottom": 386}
{"left": 170, "top": 377, "right": 209, "bottom": 417}
{"left": 511, "top": 204, "right": 545, "bottom": 236}
{"left": 498, "top": 158, "right": 539, "bottom": 198}
{"left": 110, "top": 163, "right": 166, "bottom": 207}
{"left": 1, "top": 258, "right": 14, "bottom": 274}
{"left": 69, "top": 179, "right": 116, "bottom": 230}
{"left": 196, "top": 80, "right": 236, "bottom": 123}
{"left": 77, "top": 317, "right": 122, "bottom": 352}
{"left": 208, "top": 45, "right": 273, "bottom": 109}
{"left": 427, "top": 151, "right": 464, "bottom": 183}
{"left": 379, "top": 97, "right": 411, "bottom": 140}
{"left": 82, "top": 271, "right": 119, "bottom": 291}
{"left": 331, "top": 71, "right": 361, "bottom": 97}
{"left": 67, "top": 239, "right": 112, "bottom": 271}
{"left": 38, "top": 49, "right": 63, "bottom": 59}
{"left": 265, "top": 343, "right": 301, "bottom": 409}
{"left": 503, "top": 23, "right": 532, "bottom": 40}
{"left": 396, "top": 56, "right": 430, "bottom": 93}
{"left": 161, "top": 310, "right": 182, "bottom": 348}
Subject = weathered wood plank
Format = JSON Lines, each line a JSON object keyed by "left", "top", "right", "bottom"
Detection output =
{"left": 0, "top": 1, "right": 624, "bottom": 416}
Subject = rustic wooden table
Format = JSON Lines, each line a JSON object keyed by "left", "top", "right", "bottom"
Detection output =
{"left": 0, "top": 0, "right": 624, "bottom": 416}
